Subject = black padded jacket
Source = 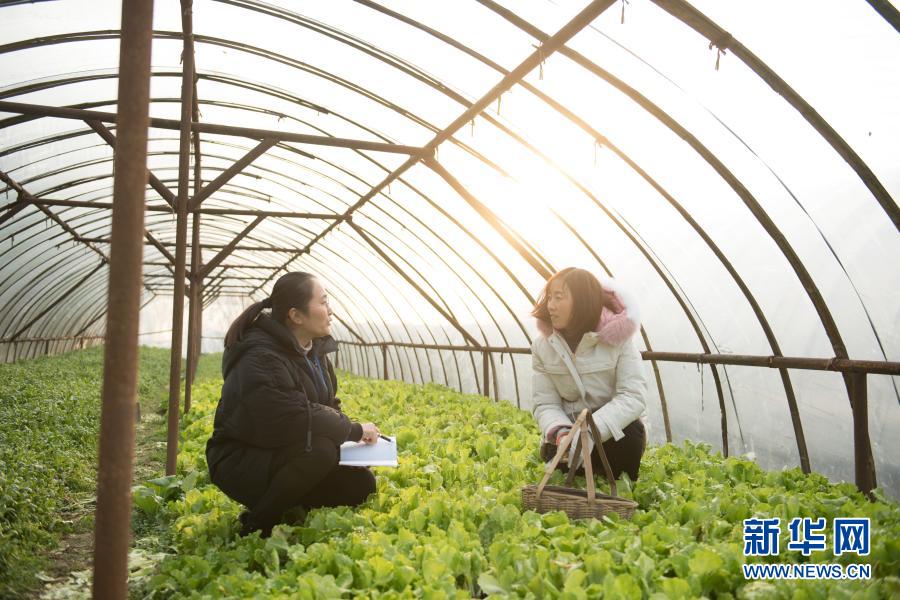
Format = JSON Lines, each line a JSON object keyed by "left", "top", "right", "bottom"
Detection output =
{"left": 205, "top": 313, "right": 362, "bottom": 487}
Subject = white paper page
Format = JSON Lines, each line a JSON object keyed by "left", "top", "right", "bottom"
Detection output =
{"left": 339, "top": 435, "right": 398, "bottom": 467}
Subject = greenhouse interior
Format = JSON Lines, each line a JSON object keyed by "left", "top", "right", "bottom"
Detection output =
{"left": 1, "top": 0, "right": 898, "bottom": 598}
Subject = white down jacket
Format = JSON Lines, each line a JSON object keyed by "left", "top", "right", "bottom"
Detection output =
{"left": 531, "top": 279, "right": 647, "bottom": 443}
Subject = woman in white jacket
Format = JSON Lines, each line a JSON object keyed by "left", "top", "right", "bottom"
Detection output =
{"left": 531, "top": 267, "right": 648, "bottom": 480}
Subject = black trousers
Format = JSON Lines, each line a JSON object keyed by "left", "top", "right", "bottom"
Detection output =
{"left": 214, "top": 437, "right": 376, "bottom": 531}
{"left": 540, "top": 419, "right": 646, "bottom": 481}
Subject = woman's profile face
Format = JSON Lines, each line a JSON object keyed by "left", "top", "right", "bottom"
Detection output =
{"left": 305, "top": 278, "right": 333, "bottom": 338}
{"left": 547, "top": 278, "right": 573, "bottom": 331}
{"left": 290, "top": 278, "right": 333, "bottom": 338}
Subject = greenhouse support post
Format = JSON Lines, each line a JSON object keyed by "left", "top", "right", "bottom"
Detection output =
{"left": 184, "top": 149, "right": 202, "bottom": 412}
{"left": 165, "top": 0, "right": 195, "bottom": 476}
{"left": 848, "top": 372, "right": 876, "bottom": 497}
{"left": 382, "top": 343, "right": 388, "bottom": 379}
{"left": 92, "top": 1, "right": 154, "bottom": 598}
{"left": 182, "top": 139, "right": 202, "bottom": 414}
{"left": 186, "top": 84, "right": 203, "bottom": 396}
{"left": 483, "top": 350, "right": 490, "bottom": 399}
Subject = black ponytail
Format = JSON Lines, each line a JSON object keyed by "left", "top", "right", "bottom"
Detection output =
{"left": 224, "top": 272, "right": 317, "bottom": 348}
{"left": 224, "top": 300, "right": 268, "bottom": 349}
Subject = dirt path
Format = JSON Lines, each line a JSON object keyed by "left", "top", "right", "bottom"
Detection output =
{"left": 32, "top": 405, "right": 168, "bottom": 599}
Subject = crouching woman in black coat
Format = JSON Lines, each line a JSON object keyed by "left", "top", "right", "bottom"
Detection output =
{"left": 206, "top": 271, "right": 380, "bottom": 537}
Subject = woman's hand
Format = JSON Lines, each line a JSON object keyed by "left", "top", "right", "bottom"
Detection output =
{"left": 547, "top": 425, "right": 572, "bottom": 445}
{"left": 360, "top": 422, "right": 380, "bottom": 444}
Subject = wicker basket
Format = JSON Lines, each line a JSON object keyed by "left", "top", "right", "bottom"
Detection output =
{"left": 522, "top": 409, "right": 637, "bottom": 521}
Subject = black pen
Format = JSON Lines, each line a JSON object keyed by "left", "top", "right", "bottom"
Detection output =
{"left": 378, "top": 434, "right": 392, "bottom": 442}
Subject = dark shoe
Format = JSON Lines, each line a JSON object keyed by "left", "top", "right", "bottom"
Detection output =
{"left": 238, "top": 512, "right": 272, "bottom": 538}
{"left": 280, "top": 505, "right": 308, "bottom": 526}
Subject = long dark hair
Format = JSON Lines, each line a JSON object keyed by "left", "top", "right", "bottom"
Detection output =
{"left": 224, "top": 271, "right": 317, "bottom": 348}
{"left": 531, "top": 267, "right": 607, "bottom": 344}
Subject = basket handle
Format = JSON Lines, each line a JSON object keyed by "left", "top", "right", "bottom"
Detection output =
{"left": 563, "top": 412, "right": 600, "bottom": 504}
{"left": 535, "top": 410, "right": 586, "bottom": 501}
{"left": 585, "top": 410, "right": 618, "bottom": 498}
{"left": 580, "top": 422, "right": 597, "bottom": 504}
{"left": 564, "top": 428, "right": 583, "bottom": 488}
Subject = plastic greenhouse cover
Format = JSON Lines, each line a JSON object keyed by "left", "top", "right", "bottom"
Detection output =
{"left": 1, "top": 0, "right": 898, "bottom": 496}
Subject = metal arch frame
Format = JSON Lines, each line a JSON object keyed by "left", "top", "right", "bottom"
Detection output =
{"left": 648, "top": 0, "right": 898, "bottom": 230}
{"left": 3, "top": 1, "right": 728, "bottom": 422}
{"left": 210, "top": 125, "right": 542, "bottom": 343}
{"left": 72, "top": 292, "right": 158, "bottom": 343}
{"left": 0, "top": 124, "right": 542, "bottom": 336}
{"left": 356, "top": 0, "right": 894, "bottom": 464}
{"left": 0, "top": 0, "right": 884, "bottom": 492}
{"left": 0, "top": 1, "right": 884, "bottom": 356}
{"left": 0, "top": 119, "right": 816, "bottom": 380}
{"left": 477, "top": 6, "right": 865, "bottom": 362}
{"left": 2, "top": 187, "right": 293, "bottom": 272}
{"left": 865, "top": 0, "right": 900, "bottom": 31}
{"left": 0, "top": 177, "right": 164, "bottom": 339}
{"left": 352, "top": 0, "right": 830, "bottom": 464}
{"left": 252, "top": 0, "right": 620, "bottom": 299}
{"left": 35, "top": 179, "right": 345, "bottom": 225}
{"left": 0, "top": 97, "right": 824, "bottom": 422}
{"left": 154, "top": 1, "right": 762, "bottom": 454}
{"left": 106, "top": 110, "right": 544, "bottom": 351}
{"left": 0, "top": 62, "right": 588, "bottom": 360}
{"left": 476, "top": 2, "right": 881, "bottom": 481}
{"left": 0, "top": 233, "right": 148, "bottom": 352}
{"left": 4, "top": 128, "right": 541, "bottom": 327}
{"left": 0, "top": 39, "right": 475, "bottom": 157}
{"left": 1, "top": 7, "right": 892, "bottom": 326}
{"left": 3, "top": 123, "right": 544, "bottom": 342}
{"left": 349, "top": 221, "right": 477, "bottom": 345}
{"left": 474, "top": 4, "right": 858, "bottom": 368}
{"left": 349, "top": 201, "right": 526, "bottom": 387}
{"left": 0, "top": 228, "right": 87, "bottom": 294}
{"left": 0, "top": 73, "right": 422, "bottom": 154}
{"left": 233, "top": 0, "right": 889, "bottom": 403}
{"left": 211, "top": 129, "right": 537, "bottom": 392}
{"left": 8, "top": 169, "right": 325, "bottom": 241}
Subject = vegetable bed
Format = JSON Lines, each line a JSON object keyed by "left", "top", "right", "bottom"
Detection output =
{"left": 0, "top": 346, "right": 173, "bottom": 597}
{"left": 133, "top": 366, "right": 899, "bottom": 599}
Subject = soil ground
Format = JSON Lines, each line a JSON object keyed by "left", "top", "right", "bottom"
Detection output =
{"left": 30, "top": 392, "right": 170, "bottom": 599}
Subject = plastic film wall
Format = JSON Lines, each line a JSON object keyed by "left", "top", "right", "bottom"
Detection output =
{"left": 1, "top": 0, "right": 897, "bottom": 495}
